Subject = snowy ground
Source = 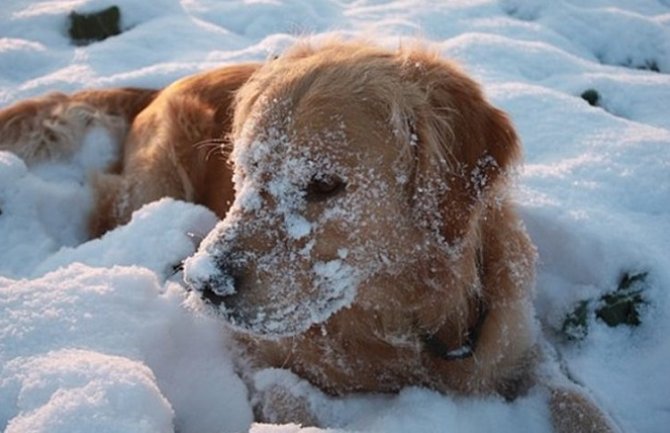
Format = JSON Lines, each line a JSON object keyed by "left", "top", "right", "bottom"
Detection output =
{"left": 1, "top": 1, "right": 669, "bottom": 432}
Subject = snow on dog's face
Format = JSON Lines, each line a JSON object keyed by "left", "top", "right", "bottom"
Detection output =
{"left": 184, "top": 42, "right": 521, "bottom": 338}
{"left": 185, "top": 96, "right": 422, "bottom": 337}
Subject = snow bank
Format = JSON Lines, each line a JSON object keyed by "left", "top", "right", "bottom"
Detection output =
{"left": 1, "top": 349, "right": 174, "bottom": 433}
{"left": 0, "top": 227, "right": 252, "bottom": 433}
{"left": 1, "top": 0, "right": 669, "bottom": 433}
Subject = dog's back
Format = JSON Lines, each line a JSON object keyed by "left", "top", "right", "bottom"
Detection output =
{"left": 0, "top": 64, "right": 259, "bottom": 236}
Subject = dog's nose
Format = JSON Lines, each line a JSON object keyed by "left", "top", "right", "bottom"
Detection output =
{"left": 200, "top": 283, "right": 227, "bottom": 306}
{"left": 197, "top": 271, "right": 243, "bottom": 307}
{"left": 183, "top": 250, "right": 241, "bottom": 299}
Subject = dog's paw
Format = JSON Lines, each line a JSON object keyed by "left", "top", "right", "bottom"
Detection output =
{"left": 548, "top": 386, "right": 622, "bottom": 433}
{"left": 251, "top": 368, "right": 321, "bottom": 426}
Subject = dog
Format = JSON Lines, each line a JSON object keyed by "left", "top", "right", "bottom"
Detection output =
{"left": 0, "top": 40, "right": 620, "bottom": 433}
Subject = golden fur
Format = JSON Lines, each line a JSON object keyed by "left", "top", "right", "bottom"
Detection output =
{"left": 0, "top": 64, "right": 258, "bottom": 236}
{"left": 0, "top": 40, "right": 619, "bottom": 433}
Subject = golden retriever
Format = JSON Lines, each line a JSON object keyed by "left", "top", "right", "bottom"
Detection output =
{"left": 0, "top": 40, "right": 619, "bottom": 433}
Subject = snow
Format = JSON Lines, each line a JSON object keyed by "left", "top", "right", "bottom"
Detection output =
{"left": 1, "top": 1, "right": 669, "bottom": 433}
{"left": 249, "top": 368, "right": 554, "bottom": 433}
{"left": 1, "top": 349, "right": 174, "bottom": 433}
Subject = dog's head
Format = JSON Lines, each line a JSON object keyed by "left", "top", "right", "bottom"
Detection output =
{"left": 184, "top": 41, "right": 521, "bottom": 338}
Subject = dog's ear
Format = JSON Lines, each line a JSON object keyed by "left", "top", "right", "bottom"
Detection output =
{"left": 400, "top": 51, "right": 521, "bottom": 243}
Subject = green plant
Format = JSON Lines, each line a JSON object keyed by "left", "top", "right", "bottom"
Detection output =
{"left": 69, "top": 6, "right": 121, "bottom": 45}
{"left": 561, "top": 271, "right": 648, "bottom": 341}
{"left": 580, "top": 89, "right": 600, "bottom": 106}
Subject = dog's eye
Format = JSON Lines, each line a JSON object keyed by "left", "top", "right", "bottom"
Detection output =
{"left": 306, "top": 175, "right": 345, "bottom": 202}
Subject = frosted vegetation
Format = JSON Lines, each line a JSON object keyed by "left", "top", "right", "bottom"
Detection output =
{"left": 1, "top": 1, "right": 669, "bottom": 433}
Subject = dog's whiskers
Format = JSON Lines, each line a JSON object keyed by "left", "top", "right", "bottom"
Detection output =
{"left": 194, "top": 138, "right": 232, "bottom": 161}
{"left": 280, "top": 336, "right": 297, "bottom": 369}
{"left": 187, "top": 230, "right": 207, "bottom": 242}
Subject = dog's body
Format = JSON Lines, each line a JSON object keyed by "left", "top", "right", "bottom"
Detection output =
{"left": 1, "top": 41, "right": 619, "bottom": 433}
{"left": 0, "top": 63, "right": 258, "bottom": 236}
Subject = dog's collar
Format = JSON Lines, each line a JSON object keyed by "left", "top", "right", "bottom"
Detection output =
{"left": 422, "top": 246, "right": 489, "bottom": 361}
{"left": 421, "top": 296, "right": 488, "bottom": 361}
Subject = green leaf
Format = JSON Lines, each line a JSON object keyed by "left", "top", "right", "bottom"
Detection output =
{"left": 595, "top": 272, "right": 647, "bottom": 327}
{"left": 562, "top": 300, "right": 589, "bottom": 341}
{"left": 560, "top": 271, "right": 648, "bottom": 341}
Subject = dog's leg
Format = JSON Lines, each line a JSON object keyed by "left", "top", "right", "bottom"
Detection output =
{"left": 249, "top": 368, "right": 321, "bottom": 426}
{"left": 536, "top": 343, "right": 623, "bottom": 433}
{"left": 0, "top": 88, "right": 156, "bottom": 165}
{"left": 87, "top": 158, "right": 190, "bottom": 237}
{"left": 548, "top": 385, "right": 622, "bottom": 433}
{"left": 88, "top": 92, "right": 222, "bottom": 237}
{"left": 0, "top": 88, "right": 159, "bottom": 238}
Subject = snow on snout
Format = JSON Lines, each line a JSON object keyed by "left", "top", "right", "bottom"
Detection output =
{"left": 184, "top": 101, "right": 365, "bottom": 336}
{"left": 312, "top": 259, "right": 359, "bottom": 313}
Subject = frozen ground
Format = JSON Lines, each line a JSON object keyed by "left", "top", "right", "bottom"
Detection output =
{"left": 1, "top": 0, "right": 669, "bottom": 432}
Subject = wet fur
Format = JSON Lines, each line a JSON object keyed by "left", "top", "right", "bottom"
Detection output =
{"left": 0, "top": 41, "right": 619, "bottom": 433}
